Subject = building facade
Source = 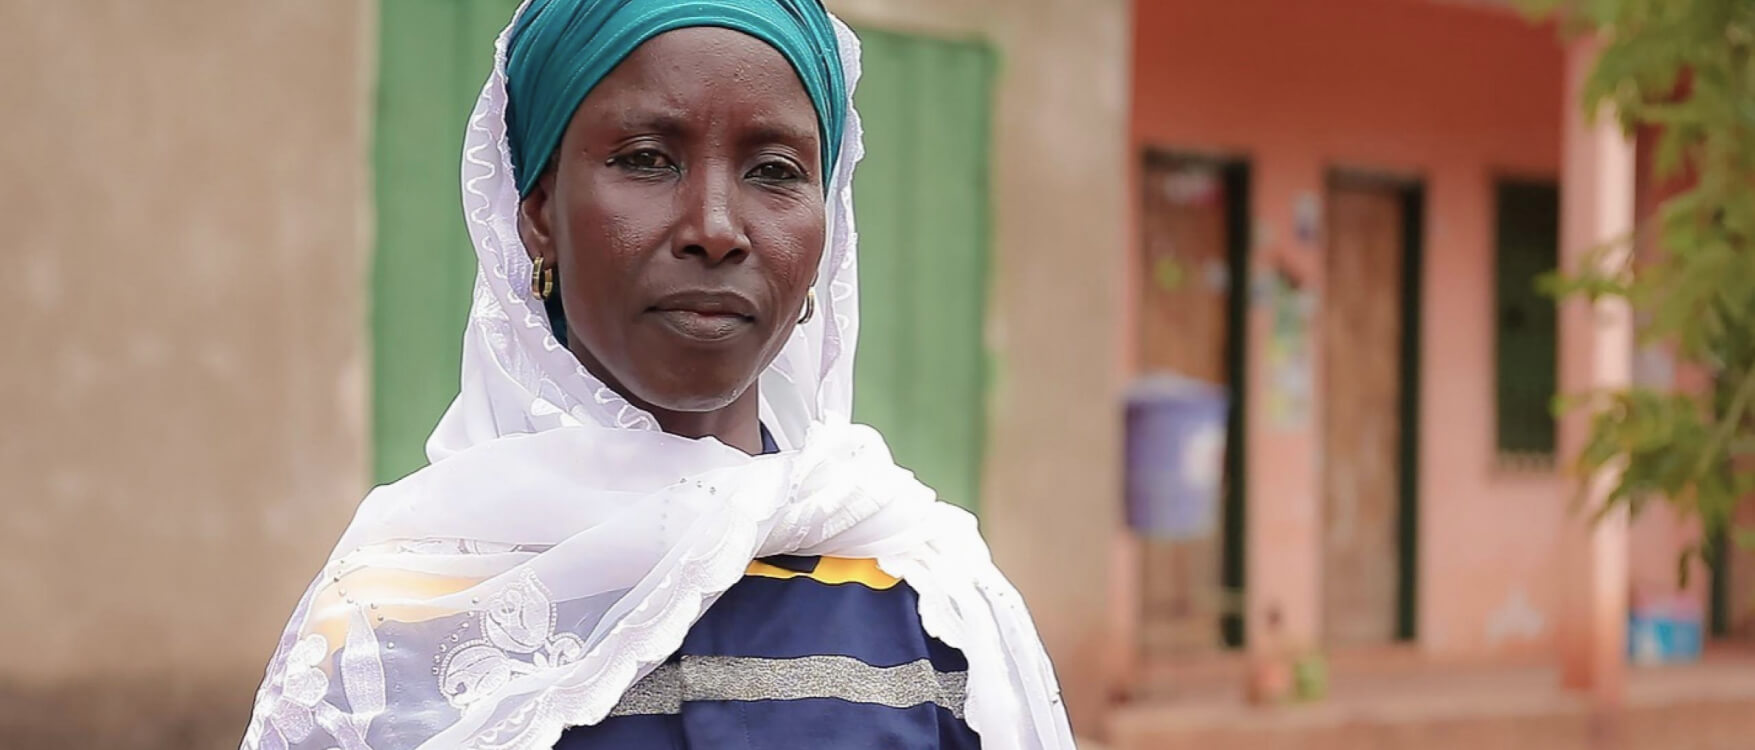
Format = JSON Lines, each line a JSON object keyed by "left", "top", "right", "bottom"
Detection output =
{"left": 7, "top": 0, "right": 1735, "bottom": 747}
{"left": 1113, "top": 0, "right": 1738, "bottom": 746}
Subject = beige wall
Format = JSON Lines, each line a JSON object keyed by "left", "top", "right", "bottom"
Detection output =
{"left": 828, "top": 0, "right": 1133, "bottom": 733}
{"left": 0, "top": 1, "right": 373, "bottom": 743}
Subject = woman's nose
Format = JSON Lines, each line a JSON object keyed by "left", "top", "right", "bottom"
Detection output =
{"left": 673, "top": 167, "right": 750, "bottom": 265}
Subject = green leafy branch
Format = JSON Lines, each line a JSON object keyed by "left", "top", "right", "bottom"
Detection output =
{"left": 1517, "top": 0, "right": 1755, "bottom": 584}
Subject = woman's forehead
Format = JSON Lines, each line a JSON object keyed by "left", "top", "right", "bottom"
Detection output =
{"left": 505, "top": 0, "right": 848, "bottom": 194}
{"left": 574, "top": 28, "right": 819, "bottom": 134}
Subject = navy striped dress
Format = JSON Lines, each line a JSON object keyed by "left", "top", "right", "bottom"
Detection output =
{"left": 555, "top": 429, "right": 981, "bottom": 749}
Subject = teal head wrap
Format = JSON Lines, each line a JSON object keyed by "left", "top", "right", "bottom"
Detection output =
{"left": 506, "top": 0, "right": 847, "bottom": 197}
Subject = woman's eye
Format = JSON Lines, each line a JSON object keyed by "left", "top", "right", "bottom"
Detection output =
{"left": 748, "top": 161, "right": 802, "bottom": 182}
{"left": 615, "top": 150, "right": 674, "bottom": 171}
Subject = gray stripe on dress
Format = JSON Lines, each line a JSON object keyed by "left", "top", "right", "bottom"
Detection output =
{"left": 604, "top": 655, "right": 968, "bottom": 719}
{"left": 606, "top": 662, "right": 683, "bottom": 717}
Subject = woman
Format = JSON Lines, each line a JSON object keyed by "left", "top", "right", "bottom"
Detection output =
{"left": 242, "top": 1, "right": 1072, "bottom": 748}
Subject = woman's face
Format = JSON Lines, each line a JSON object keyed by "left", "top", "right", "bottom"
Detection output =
{"left": 519, "top": 27, "right": 827, "bottom": 415}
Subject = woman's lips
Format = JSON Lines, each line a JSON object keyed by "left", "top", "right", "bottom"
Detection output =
{"left": 648, "top": 308, "right": 752, "bottom": 342}
{"left": 647, "top": 289, "right": 759, "bottom": 342}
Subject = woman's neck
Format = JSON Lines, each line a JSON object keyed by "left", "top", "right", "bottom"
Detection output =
{"left": 566, "top": 341, "right": 765, "bottom": 455}
{"left": 645, "top": 390, "right": 763, "bottom": 455}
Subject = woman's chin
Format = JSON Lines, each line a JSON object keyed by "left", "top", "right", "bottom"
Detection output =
{"left": 626, "top": 370, "right": 756, "bottom": 415}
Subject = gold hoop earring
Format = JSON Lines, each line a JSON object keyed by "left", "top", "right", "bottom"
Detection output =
{"left": 531, "top": 257, "right": 554, "bottom": 300}
{"left": 798, "top": 288, "right": 817, "bottom": 324}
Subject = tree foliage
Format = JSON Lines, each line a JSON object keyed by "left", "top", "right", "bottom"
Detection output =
{"left": 1517, "top": 0, "right": 1755, "bottom": 578}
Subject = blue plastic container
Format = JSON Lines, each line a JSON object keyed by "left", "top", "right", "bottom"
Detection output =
{"left": 1628, "top": 603, "right": 1704, "bottom": 666}
{"left": 1124, "top": 374, "right": 1230, "bottom": 541}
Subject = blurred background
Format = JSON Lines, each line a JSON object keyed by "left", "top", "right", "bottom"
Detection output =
{"left": 4, "top": 0, "right": 1751, "bottom": 747}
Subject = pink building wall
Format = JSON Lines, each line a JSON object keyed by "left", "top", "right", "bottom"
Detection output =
{"left": 1128, "top": 0, "right": 1620, "bottom": 660}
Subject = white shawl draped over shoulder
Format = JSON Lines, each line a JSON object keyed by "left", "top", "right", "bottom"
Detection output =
{"left": 241, "top": 8, "right": 1073, "bottom": 750}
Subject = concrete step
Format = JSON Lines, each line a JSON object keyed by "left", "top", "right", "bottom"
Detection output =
{"left": 1107, "top": 654, "right": 1755, "bottom": 750}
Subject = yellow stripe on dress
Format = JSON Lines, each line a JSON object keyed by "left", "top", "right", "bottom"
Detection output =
{"left": 743, "top": 556, "right": 901, "bottom": 590}
{"left": 303, "top": 567, "right": 483, "bottom": 658}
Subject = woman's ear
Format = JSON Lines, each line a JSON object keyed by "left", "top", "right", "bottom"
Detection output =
{"left": 517, "top": 173, "right": 558, "bottom": 267}
{"left": 519, "top": 173, "right": 572, "bottom": 345}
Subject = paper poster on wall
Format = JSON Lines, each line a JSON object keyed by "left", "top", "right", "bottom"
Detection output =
{"left": 1294, "top": 192, "right": 1323, "bottom": 246}
{"left": 1262, "top": 269, "right": 1313, "bottom": 430}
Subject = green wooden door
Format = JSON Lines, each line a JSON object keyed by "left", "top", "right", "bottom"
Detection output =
{"left": 373, "top": 0, "right": 517, "bottom": 483}
{"left": 373, "top": 11, "right": 997, "bottom": 506}
{"left": 850, "top": 31, "right": 996, "bottom": 511}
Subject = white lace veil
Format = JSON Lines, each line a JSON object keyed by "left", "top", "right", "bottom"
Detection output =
{"left": 241, "top": 5, "right": 1073, "bottom": 749}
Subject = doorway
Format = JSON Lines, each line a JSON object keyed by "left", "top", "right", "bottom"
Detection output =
{"left": 848, "top": 28, "right": 995, "bottom": 513}
{"left": 1320, "top": 172, "right": 1423, "bottom": 645}
{"left": 1136, "top": 151, "right": 1251, "bottom": 653}
{"left": 371, "top": 0, "right": 521, "bottom": 483}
